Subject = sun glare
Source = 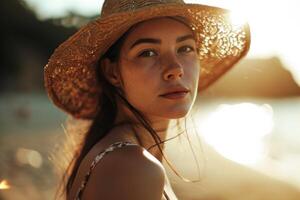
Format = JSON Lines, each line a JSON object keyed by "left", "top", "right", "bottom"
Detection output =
{"left": 228, "top": 10, "right": 248, "bottom": 28}
{"left": 0, "top": 180, "right": 10, "bottom": 190}
{"left": 198, "top": 103, "right": 274, "bottom": 165}
{"left": 187, "top": 0, "right": 300, "bottom": 86}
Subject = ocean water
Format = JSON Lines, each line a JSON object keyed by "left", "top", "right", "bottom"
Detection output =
{"left": 193, "top": 96, "right": 300, "bottom": 187}
{"left": 0, "top": 92, "right": 67, "bottom": 134}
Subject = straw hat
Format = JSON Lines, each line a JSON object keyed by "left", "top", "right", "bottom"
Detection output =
{"left": 44, "top": 0, "right": 251, "bottom": 119}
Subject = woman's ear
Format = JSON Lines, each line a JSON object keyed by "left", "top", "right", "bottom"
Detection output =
{"left": 100, "top": 58, "right": 120, "bottom": 87}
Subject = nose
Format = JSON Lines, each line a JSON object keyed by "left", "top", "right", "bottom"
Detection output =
{"left": 162, "top": 57, "right": 184, "bottom": 81}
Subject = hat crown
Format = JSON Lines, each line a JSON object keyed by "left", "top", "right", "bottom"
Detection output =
{"left": 101, "top": 0, "right": 184, "bottom": 18}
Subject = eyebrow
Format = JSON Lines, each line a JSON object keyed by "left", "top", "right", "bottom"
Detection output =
{"left": 129, "top": 34, "right": 195, "bottom": 50}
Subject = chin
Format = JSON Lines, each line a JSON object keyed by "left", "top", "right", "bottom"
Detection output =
{"left": 170, "top": 113, "right": 189, "bottom": 119}
{"left": 163, "top": 109, "right": 191, "bottom": 119}
{"left": 162, "top": 102, "right": 193, "bottom": 117}
{"left": 144, "top": 103, "right": 193, "bottom": 120}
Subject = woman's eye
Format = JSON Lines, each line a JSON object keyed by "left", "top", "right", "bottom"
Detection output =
{"left": 178, "top": 46, "right": 195, "bottom": 53}
{"left": 138, "top": 49, "right": 157, "bottom": 57}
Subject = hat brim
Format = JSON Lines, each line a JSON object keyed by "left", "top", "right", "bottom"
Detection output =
{"left": 44, "top": 3, "right": 251, "bottom": 119}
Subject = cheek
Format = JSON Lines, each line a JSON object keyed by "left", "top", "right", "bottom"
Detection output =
{"left": 130, "top": 58, "right": 159, "bottom": 68}
{"left": 183, "top": 56, "right": 200, "bottom": 82}
{"left": 121, "top": 67, "right": 157, "bottom": 100}
{"left": 120, "top": 58, "right": 160, "bottom": 90}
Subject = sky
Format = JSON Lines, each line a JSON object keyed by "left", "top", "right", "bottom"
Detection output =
{"left": 23, "top": 0, "right": 300, "bottom": 85}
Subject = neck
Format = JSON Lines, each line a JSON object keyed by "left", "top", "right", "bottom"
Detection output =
{"left": 114, "top": 99, "right": 181, "bottom": 162}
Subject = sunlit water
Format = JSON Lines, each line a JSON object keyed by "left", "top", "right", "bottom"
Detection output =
{"left": 194, "top": 96, "right": 300, "bottom": 187}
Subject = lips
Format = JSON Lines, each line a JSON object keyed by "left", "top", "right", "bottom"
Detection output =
{"left": 160, "top": 91, "right": 189, "bottom": 99}
{"left": 159, "top": 87, "right": 190, "bottom": 99}
{"left": 160, "top": 87, "right": 190, "bottom": 96}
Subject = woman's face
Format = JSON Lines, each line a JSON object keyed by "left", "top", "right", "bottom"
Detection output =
{"left": 117, "top": 17, "right": 200, "bottom": 121}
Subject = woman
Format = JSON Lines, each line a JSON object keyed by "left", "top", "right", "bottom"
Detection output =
{"left": 44, "top": 0, "right": 250, "bottom": 199}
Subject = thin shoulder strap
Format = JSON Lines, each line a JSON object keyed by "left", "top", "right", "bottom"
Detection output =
{"left": 74, "top": 141, "right": 138, "bottom": 200}
{"left": 74, "top": 141, "right": 171, "bottom": 200}
{"left": 163, "top": 190, "right": 171, "bottom": 200}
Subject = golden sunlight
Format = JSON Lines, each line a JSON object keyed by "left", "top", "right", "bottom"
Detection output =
{"left": 228, "top": 9, "right": 248, "bottom": 28}
{"left": 0, "top": 180, "right": 10, "bottom": 190}
{"left": 198, "top": 103, "right": 274, "bottom": 165}
{"left": 188, "top": 0, "right": 300, "bottom": 86}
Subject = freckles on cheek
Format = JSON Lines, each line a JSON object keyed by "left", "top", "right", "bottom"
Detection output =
{"left": 121, "top": 58, "right": 160, "bottom": 93}
{"left": 184, "top": 58, "right": 200, "bottom": 87}
{"left": 123, "top": 70, "right": 148, "bottom": 92}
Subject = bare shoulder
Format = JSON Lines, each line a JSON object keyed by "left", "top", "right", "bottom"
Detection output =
{"left": 81, "top": 144, "right": 166, "bottom": 200}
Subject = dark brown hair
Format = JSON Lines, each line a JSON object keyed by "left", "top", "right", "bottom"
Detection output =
{"left": 51, "top": 16, "right": 203, "bottom": 200}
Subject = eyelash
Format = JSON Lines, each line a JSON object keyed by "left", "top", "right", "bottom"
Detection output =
{"left": 137, "top": 45, "right": 195, "bottom": 58}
